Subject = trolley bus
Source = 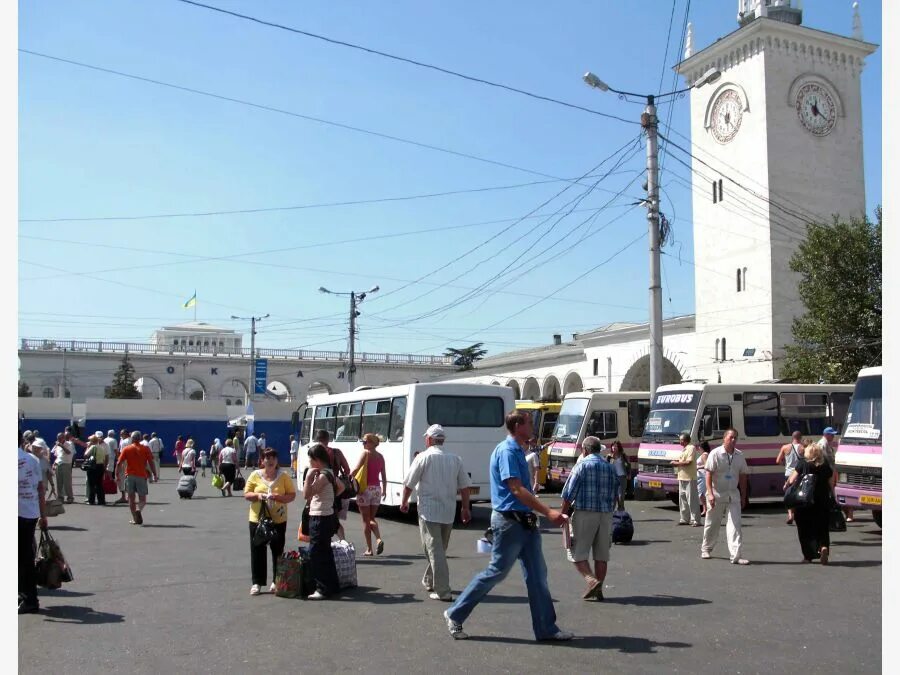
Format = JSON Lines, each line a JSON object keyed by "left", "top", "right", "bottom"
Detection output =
{"left": 835, "top": 367, "right": 882, "bottom": 527}
{"left": 636, "top": 382, "right": 853, "bottom": 502}
{"left": 297, "top": 383, "right": 515, "bottom": 505}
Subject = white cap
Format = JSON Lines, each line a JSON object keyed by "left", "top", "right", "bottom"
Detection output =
{"left": 424, "top": 424, "right": 446, "bottom": 439}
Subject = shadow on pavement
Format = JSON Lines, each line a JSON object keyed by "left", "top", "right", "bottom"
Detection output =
{"left": 356, "top": 559, "right": 413, "bottom": 567}
{"left": 824, "top": 560, "right": 881, "bottom": 568}
{"left": 467, "top": 634, "right": 691, "bottom": 653}
{"left": 141, "top": 523, "right": 195, "bottom": 528}
{"left": 342, "top": 586, "right": 420, "bottom": 604}
{"left": 616, "top": 540, "right": 671, "bottom": 546}
{"left": 836, "top": 540, "right": 882, "bottom": 547}
{"left": 48, "top": 526, "right": 88, "bottom": 532}
{"left": 42, "top": 589, "right": 94, "bottom": 598}
{"left": 41, "top": 605, "right": 125, "bottom": 625}
{"left": 603, "top": 594, "right": 711, "bottom": 607}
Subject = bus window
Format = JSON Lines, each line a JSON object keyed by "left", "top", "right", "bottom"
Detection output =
{"left": 779, "top": 392, "right": 828, "bottom": 436}
{"left": 541, "top": 413, "right": 559, "bottom": 442}
{"left": 586, "top": 409, "right": 618, "bottom": 440}
{"left": 335, "top": 402, "right": 362, "bottom": 441}
{"left": 426, "top": 395, "right": 504, "bottom": 427}
{"left": 829, "top": 392, "right": 852, "bottom": 433}
{"left": 313, "top": 404, "right": 337, "bottom": 438}
{"left": 301, "top": 407, "right": 313, "bottom": 444}
{"left": 389, "top": 396, "right": 407, "bottom": 442}
{"left": 700, "top": 405, "right": 732, "bottom": 439}
{"left": 361, "top": 399, "right": 391, "bottom": 440}
{"left": 554, "top": 398, "right": 588, "bottom": 442}
{"left": 627, "top": 399, "right": 651, "bottom": 438}
{"left": 743, "top": 392, "right": 779, "bottom": 436}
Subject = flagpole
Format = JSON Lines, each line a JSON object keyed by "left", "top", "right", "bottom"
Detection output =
{"left": 194, "top": 290, "right": 197, "bottom": 322}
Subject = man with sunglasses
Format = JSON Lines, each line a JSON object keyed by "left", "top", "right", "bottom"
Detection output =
{"left": 700, "top": 428, "right": 750, "bottom": 565}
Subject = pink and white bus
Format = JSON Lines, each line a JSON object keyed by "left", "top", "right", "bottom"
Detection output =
{"left": 637, "top": 382, "right": 853, "bottom": 502}
{"left": 835, "top": 367, "right": 882, "bottom": 527}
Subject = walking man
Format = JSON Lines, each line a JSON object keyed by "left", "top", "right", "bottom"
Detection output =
{"left": 116, "top": 429, "right": 130, "bottom": 503}
{"left": 289, "top": 434, "right": 299, "bottom": 479}
{"left": 776, "top": 431, "right": 804, "bottom": 524}
{"left": 443, "top": 411, "right": 572, "bottom": 642}
{"left": 700, "top": 429, "right": 749, "bottom": 564}
{"left": 560, "top": 435, "right": 618, "bottom": 600}
{"left": 52, "top": 432, "right": 74, "bottom": 504}
{"left": 244, "top": 431, "right": 259, "bottom": 469}
{"left": 116, "top": 431, "right": 158, "bottom": 525}
{"left": 400, "top": 424, "right": 471, "bottom": 602}
{"left": 148, "top": 432, "right": 163, "bottom": 482}
{"left": 671, "top": 433, "right": 701, "bottom": 527}
{"left": 19, "top": 431, "right": 48, "bottom": 614}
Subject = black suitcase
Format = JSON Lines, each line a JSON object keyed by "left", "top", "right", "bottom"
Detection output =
{"left": 612, "top": 510, "right": 634, "bottom": 544}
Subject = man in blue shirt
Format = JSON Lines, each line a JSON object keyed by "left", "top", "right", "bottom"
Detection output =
{"left": 560, "top": 436, "right": 619, "bottom": 601}
{"left": 443, "top": 411, "right": 572, "bottom": 642}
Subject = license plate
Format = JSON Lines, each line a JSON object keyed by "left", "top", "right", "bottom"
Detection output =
{"left": 649, "top": 480, "right": 663, "bottom": 488}
{"left": 469, "top": 486, "right": 480, "bottom": 496}
{"left": 859, "top": 495, "right": 882, "bottom": 506}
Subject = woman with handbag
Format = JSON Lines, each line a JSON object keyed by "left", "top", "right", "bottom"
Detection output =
{"left": 244, "top": 448, "right": 296, "bottom": 595}
{"left": 784, "top": 442, "right": 834, "bottom": 564}
{"left": 218, "top": 439, "right": 238, "bottom": 496}
{"left": 350, "top": 433, "right": 388, "bottom": 557}
{"left": 303, "top": 443, "right": 343, "bottom": 600}
{"left": 180, "top": 439, "right": 197, "bottom": 476}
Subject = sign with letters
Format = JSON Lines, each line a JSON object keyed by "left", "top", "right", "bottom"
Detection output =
{"left": 254, "top": 359, "right": 268, "bottom": 394}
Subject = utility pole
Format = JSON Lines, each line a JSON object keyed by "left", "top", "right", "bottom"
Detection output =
{"left": 231, "top": 313, "right": 269, "bottom": 402}
{"left": 582, "top": 67, "right": 722, "bottom": 396}
{"left": 59, "top": 348, "right": 67, "bottom": 398}
{"left": 643, "top": 96, "right": 663, "bottom": 398}
{"left": 319, "top": 285, "right": 379, "bottom": 392}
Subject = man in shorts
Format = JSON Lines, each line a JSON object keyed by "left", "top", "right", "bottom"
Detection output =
{"left": 116, "top": 431, "right": 157, "bottom": 525}
{"left": 560, "top": 435, "right": 619, "bottom": 600}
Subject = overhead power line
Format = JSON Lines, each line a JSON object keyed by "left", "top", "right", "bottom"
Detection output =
{"left": 174, "top": 0, "right": 639, "bottom": 126}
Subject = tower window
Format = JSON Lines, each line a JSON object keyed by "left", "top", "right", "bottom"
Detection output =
{"left": 718, "top": 179, "right": 724, "bottom": 202}
{"left": 736, "top": 268, "right": 742, "bottom": 292}
{"left": 593, "top": 359, "right": 599, "bottom": 376}
{"left": 712, "top": 180, "right": 718, "bottom": 204}
{"left": 742, "top": 267, "right": 748, "bottom": 291}
{"left": 715, "top": 339, "right": 720, "bottom": 362}
{"left": 721, "top": 337, "right": 727, "bottom": 362}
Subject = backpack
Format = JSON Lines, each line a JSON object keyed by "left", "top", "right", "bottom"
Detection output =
{"left": 612, "top": 510, "right": 634, "bottom": 544}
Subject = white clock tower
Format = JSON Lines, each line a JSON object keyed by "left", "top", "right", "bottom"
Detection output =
{"left": 675, "top": 0, "right": 877, "bottom": 382}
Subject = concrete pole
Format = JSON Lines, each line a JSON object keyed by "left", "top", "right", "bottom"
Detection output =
{"left": 348, "top": 292, "right": 357, "bottom": 392}
{"left": 643, "top": 95, "right": 663, "bottom": 397}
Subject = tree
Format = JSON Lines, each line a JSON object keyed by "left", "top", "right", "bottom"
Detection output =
{"left": 18, "top": 380, "right": 32, "bottom": 397}
{"left": 445, "top": 343, "right": 488, "bottom": 371}
{"left": 106, "top": 354, "right": 142, "bottom": 399}
{"left": 781, "top": 208, "right": 881, "bottom": 383}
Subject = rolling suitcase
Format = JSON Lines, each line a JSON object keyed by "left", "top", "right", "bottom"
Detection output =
{"left": 177, "top": 474, "right": 197, "bottom": 499}
{"left": 612, "top": 510, "right": 634, "bottom": 544}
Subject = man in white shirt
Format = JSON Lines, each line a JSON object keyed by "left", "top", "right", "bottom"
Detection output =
{"left": 258, "top": 433, "right": 267, "bottom": 451}
{"left": 19, "top": 432, "right": 48, "bottom": 614}
{"left": 700, "top": 429, "right": 750, "bottom": 564}
{"left": 289, "top": 434, "right": 299, "bottom": 478}
{"left": 53, "top": 432, "right": 75, "bottom": 503}
{"left": 400, "top": 424, "right": 471, "bottom": 602}
{"left": 104, "top": 430, "right": 118, "bottom": 478}
{"left": 148, "top": 432, "right": 163, "bottom": 482}
{"left": 243, "top": 433, "right": 259, "bottom": 468}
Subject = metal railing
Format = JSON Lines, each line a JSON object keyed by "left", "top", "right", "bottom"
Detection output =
{"left": 19, "top": 338, "right": 454, "bottom": 366}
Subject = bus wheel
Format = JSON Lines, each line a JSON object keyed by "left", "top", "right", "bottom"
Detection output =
{"left": 873, "top": 510, "right": 882, "bottom": 528}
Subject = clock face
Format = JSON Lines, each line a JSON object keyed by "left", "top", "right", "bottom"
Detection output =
{"left": 796, "top": 83, "right": 836, "bottom": 136}
{"left": 710, "top": 90, "right": 743, "bottom": 144}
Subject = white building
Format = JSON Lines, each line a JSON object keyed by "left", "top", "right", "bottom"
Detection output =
{"left": 150, "top": 322, "right": 243, "bottom": 354}
{"left": 455, "top": 2, "right": 877, "bottom": 397}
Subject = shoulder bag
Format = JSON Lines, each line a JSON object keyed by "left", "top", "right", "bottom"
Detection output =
{"left": 232, "top": 470, "right": 246, "bottom": 491}
{"left": 253, "top": 501, "right": 277, "bottom": 546}
{"left": 784, "top": 471, "right": 816, "bottom": 508}
{"left": 828, "top": 495, "right": 847, "bottom": 532}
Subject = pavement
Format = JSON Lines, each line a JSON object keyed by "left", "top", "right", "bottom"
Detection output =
{"left": 19, "top": 468, "right": 881, "bottom": 674}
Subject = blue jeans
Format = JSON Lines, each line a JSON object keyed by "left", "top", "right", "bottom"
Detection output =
{"left": 447, "top": 511, "right": 560, "bottom": 639}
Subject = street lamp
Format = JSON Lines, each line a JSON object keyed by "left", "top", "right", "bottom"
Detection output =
{"left": 231, "top": 313, "right": 270, "bottom": 401}
{"left": 582, "top": 67, "right": 720, "bottom": 396}
{"left": 319, "top": 285, "right": 380, "bottom": 390}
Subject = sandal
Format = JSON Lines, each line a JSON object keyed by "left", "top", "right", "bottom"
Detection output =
{"left": 376, "top": 539, "right": 384, "bottom": 555}
{"left": 363, "top": 551, "right": 374, "bottom": 557}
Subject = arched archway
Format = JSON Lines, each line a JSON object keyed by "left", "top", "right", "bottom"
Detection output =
{"left": 135, "top": 376, "right": 164, "bottom": 400}
{"left": 221, "top": 379, "right": 248, "bottom": 405}
{"left": 619, "top": 354, "right": 683, "bottom": 391}
{"left": 522, "top": 377, "right": 540, "bottom": 400}
{"left": 506, "top": 380, "right": 521, "bottom": 399}
{"left": 307, "top": 380, "right": 334, "bottom": 397}
{"left": 563, "top": 371, "right": 584, "bottom": 395}
{"left": 490, "top": 380, "right": 501, "bottom": 386}
{"left": 183, "top": 378, "right": 207, "bottom": 401}
{"left": 541, "top": 375, "right": 561, "bottom": 402}
{"left": 267, "top": 380, "right": 293, "bottom": 402}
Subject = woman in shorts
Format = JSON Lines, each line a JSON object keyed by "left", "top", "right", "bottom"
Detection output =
{"left": 218, "top": 438, "right": 238, "bottom": 496}
{"left": 350, "top": 433, "right": 387, "bottom": 556}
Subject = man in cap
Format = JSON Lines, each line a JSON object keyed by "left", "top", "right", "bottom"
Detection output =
{"left": 401, "top": 425, "right": 472, "bottom": 602}
{"left": 816, "top": 427, "right": 849, "bottom": 519}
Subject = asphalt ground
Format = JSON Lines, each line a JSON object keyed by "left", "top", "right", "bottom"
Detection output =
{"left": 18, "top": 467, "right": 881, "bottom": 674}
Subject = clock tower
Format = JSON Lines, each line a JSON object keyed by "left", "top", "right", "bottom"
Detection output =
{"left": 675, "top": 0, "right": 877, "bottom": 382}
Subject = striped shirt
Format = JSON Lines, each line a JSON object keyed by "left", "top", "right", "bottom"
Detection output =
{"left": 561, "top": 453, "right": 619, "bottom": 512}
{"left": 404, "top": 447, "right": 471, "bottom": 524}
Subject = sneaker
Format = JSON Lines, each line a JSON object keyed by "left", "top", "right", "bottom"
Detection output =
{"left": 443, "top": 609, "right": 468, "bottom": 640}
{"left": 250, "top": 584, "right": 261, "bottom": 596}
{"left": 690, "top": 522, "right": 701, "bottom": 527}
{"left": 429, "top": 592, "right": 452, "bottom": 601}
{"left": 820, "top": 547, "right": 829, "bottom": 565}
{"left": 134, "top": 510, "right": 143, "bottom": 525}
{"left": 269, "top": 583, "right": 276, "bottom": 593}
{"left": 731, "top": 558, "right": 750, "bottom": 565}
{"left": 422, "top": 579, "right": 434, "bottom": 592}
{"left": 700, "top": 551, "right": 711, "bottom": 559}
{"left": 376, "top": 539, "right": 384, "bottom": 555}
{"left": 18, "top": 599, "right": 40, "bottom": 615}
{"left": 307, "top": 591, "right": 326, "bottom": 600}
{"left": 544, "top": 630, "right": 574, "bottom": 641}
{"left": 677, "top": 521, "right": 688, "bottom": 526}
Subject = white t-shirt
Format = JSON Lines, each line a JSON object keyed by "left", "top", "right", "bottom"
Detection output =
{"left": 705, "top": 446, "right": 749, "bottom": 498}
{"left": 219, "top": 446, "right": 237, "bottom": 464}
{"left": 199, "top": 450, "right": 208, "bottom": 465}
{"left": 54, "top": 442, "right": 74, "bottom": 466}
{"left": 525, "top": 451, "right": 539, "bottom": 482}
{"left": 258, "top": 436, "right": 266, "bottom": 450}
{"left": 244, "top": 436, "right": 258, "bottom": 454}
{"left": 181, "top": 448, "right": 197, "bottom": 468}
{"left": 149, "top": 437, "right": 163, "bottom": 454}
{"left": 105, "top": 437, "right": 118, "bottom": 468}
{"left": 290, "top": 440, "right": 299, "bottom": 457}
{"left": 19, "top": 447, "right": 42, "bottom": 519}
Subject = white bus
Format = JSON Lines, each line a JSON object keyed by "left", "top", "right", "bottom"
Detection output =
{"left": 297, "top": 383, "right": 515, "bottom": 506}
{"left": 546, "top": 391, "right": 651, "bottom": 487}
{"left": 636, "top": 382, "right": 853, "bottom": 502}
{"left": 835, "top": 367, "right": 882, "bottom": 527}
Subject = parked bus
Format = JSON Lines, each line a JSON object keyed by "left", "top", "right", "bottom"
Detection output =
{"left": 515, "top": 400, "right": 561, "bottom": 487}
{"left": 297, "top": 383, "right": 515, "bottom": 506}
{"left": 636, "top": 383, "right": 853, "bottom": 502}
{"left": 835, "top": 367, "right": 882, "bottom": 527}
{"left": 546, "top": 391, "right": 650, "bottom": 488}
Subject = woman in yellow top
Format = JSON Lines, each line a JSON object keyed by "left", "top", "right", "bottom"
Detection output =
{"left": 244, "top": 448, "right": 297, "bottom": 595}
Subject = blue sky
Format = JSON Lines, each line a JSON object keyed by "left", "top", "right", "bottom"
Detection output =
{"left": 18, "top": 0, "right": 882, "bottom": 358}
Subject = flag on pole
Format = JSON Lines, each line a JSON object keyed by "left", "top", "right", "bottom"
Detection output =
{"left": 183, "top": 291, "right": 197, "bottom": 309}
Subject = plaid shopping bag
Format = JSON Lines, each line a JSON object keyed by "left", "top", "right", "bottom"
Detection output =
{"left": 331, "top": 539, "right": 357, "bottom": 589}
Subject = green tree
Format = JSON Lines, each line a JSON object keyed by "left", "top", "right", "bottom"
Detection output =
{"left": 18, "top": 380, "right": 32, "bottom": 397}
{"left": 781, "top": 208, "right": 881, "bottom": 383}
{"left": 445, "top": 343, "right": 488, "bottom": 371}
{"left": 106, "top": 354, "right": 142, "bottom": 399}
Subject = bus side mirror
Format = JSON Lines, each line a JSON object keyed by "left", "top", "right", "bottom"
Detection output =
{"left": 702, "top": 415, "right": 713, "bottom": 438}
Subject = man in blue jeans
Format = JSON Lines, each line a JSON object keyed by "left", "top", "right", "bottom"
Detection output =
{"left": 443, "top": 411, "right": 573, "bottom": 641}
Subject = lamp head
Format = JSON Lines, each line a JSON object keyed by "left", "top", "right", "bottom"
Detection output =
{"left": 318, "top": 287, "right": 330, "bottom": 294}
{"left": 368, "top": 285, "right": 380, "bottom": 294}
{"left": 582, "top": 72, "right": 609, "bottom": 92}
{"left": 696, "top": 68, "right": 722, "bottom": 87}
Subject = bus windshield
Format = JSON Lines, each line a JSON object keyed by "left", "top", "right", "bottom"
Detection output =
{"left": 553, "top": 398, "right": 588, "bottom": 442}
{"left": 642, "top": 390, "right": 701, "bottom": 441}
{"left": 843, "top": 375, "right": 882, "bottom": 444}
